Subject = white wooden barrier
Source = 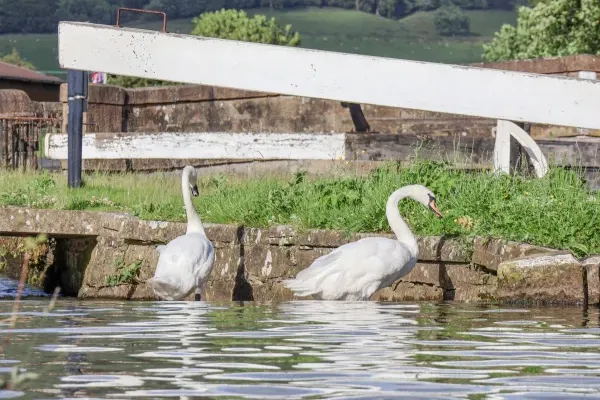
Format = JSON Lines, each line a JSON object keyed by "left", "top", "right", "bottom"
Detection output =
{"left": 58, "top": 22, "right": 600, "bottom": 129}
{"left": 57, "top": 21, "right": 600, "bottom": 175}
{"left": 44, "top": 132, "right": 346, "bottom": 160}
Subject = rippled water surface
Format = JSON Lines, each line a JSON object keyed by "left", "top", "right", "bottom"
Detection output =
{"left": 1, "top": 281, "right": 600, "bottom": 399}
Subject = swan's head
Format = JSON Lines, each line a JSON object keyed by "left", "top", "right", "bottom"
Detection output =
{"left": 183, "top": 166, "right": 199, "bottom": 197}
{"left": 409, "top": 185, "right": 443, "bottom": 218}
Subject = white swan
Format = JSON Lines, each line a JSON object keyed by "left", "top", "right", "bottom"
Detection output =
{"left": 283, "top": 184, "right": 443, "bottom": 301}
{"left": 150, "top": 166, "right": 215, "bottom": 301}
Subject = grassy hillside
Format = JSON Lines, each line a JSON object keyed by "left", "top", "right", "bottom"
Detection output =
{"left": 0, "top": 7, "right": 516, "bottom": 79}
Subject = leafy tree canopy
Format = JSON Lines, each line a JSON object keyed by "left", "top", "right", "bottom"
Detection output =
{"left": 482, "top": 0, "right": 600, "bottom": 62}
{"left": 191, "top": 9, "right": 301, "bottom": 45}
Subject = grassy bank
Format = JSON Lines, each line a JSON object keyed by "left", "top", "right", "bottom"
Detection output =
{"left": 0, "top": 161, "right": 598, "bottom": 257}
{"left": 0, "top": 8, "right": 516, "bottom": 77}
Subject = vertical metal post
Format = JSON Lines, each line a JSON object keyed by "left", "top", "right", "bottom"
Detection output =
{"left": 67, "top": 70, "right": 86, "bottom": 188}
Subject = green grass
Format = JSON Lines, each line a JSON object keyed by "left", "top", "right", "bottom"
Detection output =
{"left": 0, "top": 8, "right": 517, "bottom": 78}
{"left": 0, "top": 161, "right": 598, "bottom": 257}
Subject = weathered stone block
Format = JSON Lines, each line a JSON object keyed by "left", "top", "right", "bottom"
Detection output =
{"left": 0, "top": 90, "right": 32, "bottom": 114}
{"left": 583, "top": 256, "right": 600, "bottom": 305}
{"left": 118, "top": 219, "right": 186, "bottom": 243}
{"left": 497, "top": 251, "right": 584, "bottom": 304}
{"left": 416, "top": 237, "right": 470, "bottom": 262}
{"left": 473, "top": 237, "right": 554, "bottom": 271}
{"left": 0, "top": 207, "right": 107, "bottom": 237}
{"left": 372, "top": 282, "right": 444, "bottom": 302}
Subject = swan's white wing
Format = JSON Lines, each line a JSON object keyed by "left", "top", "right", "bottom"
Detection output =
{"left": 284, "top": 237, "right": 414, "bottom": 300}
{"left": 152, "top": 233, "right": 215, "bottom": 300}
{"left": 156, "top": 245, "right": 166, "bottom": 254}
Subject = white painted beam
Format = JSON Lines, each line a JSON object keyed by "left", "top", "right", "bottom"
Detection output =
{"left": 58, "top": 22, "right": 600, "bottom": 130}
{"left": 44, "top": 132, "right": 346, "bottom": 160}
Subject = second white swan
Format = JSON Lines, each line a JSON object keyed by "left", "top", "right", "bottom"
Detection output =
{"left": 150, "top": 166, "right": 215, "bottom": 301}
{"left": 283, "top": 184, "right": 443, "bottom": 301}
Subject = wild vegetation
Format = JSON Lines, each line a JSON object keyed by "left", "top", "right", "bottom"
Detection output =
{"left": 0, "top": 161, "right": 597, "bottom": 257}
{"left": 483, "top": 0, "right": 600, "bottom": 61}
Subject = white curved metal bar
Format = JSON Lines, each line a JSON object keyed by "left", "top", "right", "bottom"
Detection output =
{"left": 494, "top": 120, "right": 549, "bottom": 178}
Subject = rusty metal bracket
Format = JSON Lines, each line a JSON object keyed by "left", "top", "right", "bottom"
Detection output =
{"left": 116, "top": 7, "right": 167, "bottom": 32}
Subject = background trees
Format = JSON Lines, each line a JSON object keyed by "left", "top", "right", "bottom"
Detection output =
{"left": 482, "top": 0, "right": 600, "bottom": 61}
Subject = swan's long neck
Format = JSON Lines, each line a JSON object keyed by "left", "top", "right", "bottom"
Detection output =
{"left": 182, "top": 172, "right": 205, "bottom": 235}
{"left": 386, "top": 187, "right": 418, "bottom": 256}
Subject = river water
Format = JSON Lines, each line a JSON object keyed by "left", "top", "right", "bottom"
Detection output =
{"left": 1, "top": 277, "right": 600, "bottom": 399}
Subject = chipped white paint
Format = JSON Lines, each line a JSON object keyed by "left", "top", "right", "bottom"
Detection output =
{"left": 493, "top": 120, "right": 549, "bottom": 178}
{"left": 44, "top": 132, "right": 346, "bottom": 160}
{"left": 262, "top": 250, "right": 273, "bottom": 277}
{"left": 58, "top": 22, "right": 600, "bottom": 129}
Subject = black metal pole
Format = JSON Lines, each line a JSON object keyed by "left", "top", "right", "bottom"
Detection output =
{"left": 67, "top": 70, "right": 86, "bottom": 188}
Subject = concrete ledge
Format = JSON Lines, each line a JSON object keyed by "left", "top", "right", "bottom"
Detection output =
{"left": 0, "top": 207, "right": 596, "bottom": 305}
{"left": 497, "top": 252, "right": 586, "bottom": 304}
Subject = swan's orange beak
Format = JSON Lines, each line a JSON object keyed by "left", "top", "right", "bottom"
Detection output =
{"left": 429, "top": 199, "right": 443, "bottom": 218}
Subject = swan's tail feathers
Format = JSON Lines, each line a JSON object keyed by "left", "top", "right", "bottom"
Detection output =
{"left": 282, "top": 278, "right": 321, "bottom": 298}
{"left": 149, "top": 276, "right": 188, "bottom": 301}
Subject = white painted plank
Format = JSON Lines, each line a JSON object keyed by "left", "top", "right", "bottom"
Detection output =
{"left": 44, "top": 132, "right": 346, "bottom": 160}
{"left": 58, "top": 22, "right": 600, "bottom": 130}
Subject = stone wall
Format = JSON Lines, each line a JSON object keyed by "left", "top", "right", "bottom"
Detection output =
{"left": 0, "top": 89, "right": 61, "bottom": 117}
{"left": 61, "top": 83, "right": 600, "bottom": 140}
{"left": 58, "top": 84, "right": 496, "bottom": 138}
{"left": 0, "top": 207, "right": 598, "bottom": 305}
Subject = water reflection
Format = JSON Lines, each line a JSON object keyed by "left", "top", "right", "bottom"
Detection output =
{"left": 0, "top": 296, "right": 597, "bottom": 399}
{"left": 0, "top": 276, "right": 48, "bottom": 299}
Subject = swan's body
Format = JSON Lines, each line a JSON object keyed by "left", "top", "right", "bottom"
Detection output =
{"left": 283, "top": 185, "right": 443, "bottom": 301}
{"left": 150, "top": 166, "right": 215, "bottom": 301}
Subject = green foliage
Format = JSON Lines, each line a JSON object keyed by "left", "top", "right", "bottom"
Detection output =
{"left": 0, "top": 48, "right": 36, "bottom": 70}
{"left": 482, "top": 0, "right": 600, "bottom": 62}
{"left": 0, "top": 161, "right": 598, "bottom": 257}
{"left": 191, "top": 9, "right": 301, "bottom": 46}
{"left": 106, "top": 257, "right": 143, "bottom": 286}
{"left": 434, "top": 2, "right": 471, "bottom": 35}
